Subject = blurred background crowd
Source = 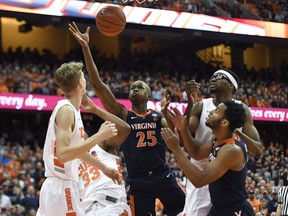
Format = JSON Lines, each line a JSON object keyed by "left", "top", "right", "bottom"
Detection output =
{"left": 1, "top": 46, "right": 288, "bottom": 108}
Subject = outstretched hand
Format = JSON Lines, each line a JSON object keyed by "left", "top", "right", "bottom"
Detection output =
{"left": 69, "top": 21, "right": 90, "bottom": 46}
{"left": 161, "top": 127, "right": 180, "bottom": 151}
{"left": 167, "top": 107, "right": 187, "bottom": 131}
{"left": 102, "top": 166, "right": 121, "bottom": 185}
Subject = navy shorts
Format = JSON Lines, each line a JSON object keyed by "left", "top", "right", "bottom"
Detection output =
{"left": 126, "top": 167, "right": 185, "bottom": 216}
{"left": 207, "top": 200, "right": 254, "bottom": 216}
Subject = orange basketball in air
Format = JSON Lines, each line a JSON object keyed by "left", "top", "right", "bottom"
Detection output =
{"left": 96, "top": 5, "right": 126, "bottom": 37}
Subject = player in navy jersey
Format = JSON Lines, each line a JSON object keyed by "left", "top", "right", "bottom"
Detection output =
{"left": 69, "top": 22, "right": 185, "bottom": 216}
{"left": 161, "top": 100, "right": 255, "bottom": 216}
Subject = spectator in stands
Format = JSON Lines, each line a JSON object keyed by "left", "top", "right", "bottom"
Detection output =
{"left": 267, "top": 191, "right": 278, "bottom": 215}
{"left": 0, "top": 185, "right": 12, "bottom": 215}
{"left": 20, "top": 185, "right": 39, "bottom": 215}
{"left": 0, "top": 79, "right": 9, "bottom": 93}
{"left": 247, "top": 189, "right": 263, "bottom": 214}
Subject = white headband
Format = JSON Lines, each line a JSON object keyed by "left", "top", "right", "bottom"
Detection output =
{"left": 213, "top": 70, "right": 238, "bottom": 90}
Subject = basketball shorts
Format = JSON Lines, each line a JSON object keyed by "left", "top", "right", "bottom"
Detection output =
{"left": 36, "top": 177, "right": 84, "bottom": 216}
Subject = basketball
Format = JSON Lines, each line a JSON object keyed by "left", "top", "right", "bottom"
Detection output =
{"left": 96, "top": 5, "right": 126, "bottom": 37}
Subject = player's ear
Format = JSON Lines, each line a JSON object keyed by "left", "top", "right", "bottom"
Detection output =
{"left": 222, "top": 118, "right": 229, "bottom": 128}
{"left": 79, "top": 77, "right": 85, "bottom": 88}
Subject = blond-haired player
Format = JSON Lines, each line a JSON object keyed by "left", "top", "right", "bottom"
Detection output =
{"left": 37, "top": 62, "right": 120, "bottom": 216}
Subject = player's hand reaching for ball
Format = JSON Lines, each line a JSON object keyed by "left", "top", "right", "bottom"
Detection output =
{"left": 98, "top": 121, "right": 118, "bottom": 140}
{"left": 69, "top": 21, "right": 90, "bottom": 47}
{"left": 102, "top": 166, "right": 122, "bottom": 185}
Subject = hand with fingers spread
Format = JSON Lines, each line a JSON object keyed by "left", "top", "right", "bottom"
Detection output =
{"left": 161, "top": 127, "right": 180, "bottom": 151}
{"left": 97, "top": 121, "right": 118, "bottom": 140}
{"left": 185, "top": 80, "right": 201, "bottom": 104}
{"left": 167, "top": 107, "right": 187, "bottom": 131}
{"left": 69, "top": 21, "right": 90, "bottom": 47}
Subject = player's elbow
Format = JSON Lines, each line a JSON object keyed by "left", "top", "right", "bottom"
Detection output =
{"left": 57, "top": 157, "right": 66, "bottom": 164}
{"left": 117, "top": 123, "right": 131, "bottom": 138}
{"left": 56, "top": 153, "right": 69, "bottom": 164}
{"left": 124, "top": 124, "right": 131, "bottom": 135}
{"left": 254, "top": 148, "right": 263, "bottom": 158}
{"left": 255, "top": 148, "right": 263, "bottom": 157}
{"left": 250, "top": 143, "right": 263, "bottom": 158}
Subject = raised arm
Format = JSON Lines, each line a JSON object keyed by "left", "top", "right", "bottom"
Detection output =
{"left": 160, "top": 89, "right": 175, "bottom": 130}
{"left": 69, "top": 22, "right": 127, "bottom": 120}
{"left": 184, "top": 80, "right": 201, "bottom": 119}
{"left": 236, "top": 104, "right": 263, "bottom": 157}
{"left": 82, "top": 95, "right": 131, "bottom": 147}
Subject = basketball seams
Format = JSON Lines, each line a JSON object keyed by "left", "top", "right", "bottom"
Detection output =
{"left": 103, "top": 7, "right": 126, "bottom": 23}
{"left": 96, "top": 5, "right": 126, "bottom": 36}
{"left": 97, "top": 22, "right": 125, "bottom": 32}
{"left": 97, "top": 16, "right": 126, "bottom": 27}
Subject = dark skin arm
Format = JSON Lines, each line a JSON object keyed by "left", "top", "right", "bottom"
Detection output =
{"left": 161, "top": 126, "right": 244, "bottom": 188}
{"left": 81, "top": 95, "right": 131, "bottom": 148}
{"left": 235, "top": 104, "right": 262, "bottom": 157}
{"left": 80, "top": 95, "right": 131, "bottom": 184}
{"left": 166, "top": 107, "right": 211, "bottom": 160}
{"left": 185, "top": 101, "right": 205, "bottom": 156}
{"left": 161, "top": 89, "right": 176, "bottom": 130}
{"left": 69, "top": 22, "right": 127, "bottom": 120}
{"left": 184, "top": 80, "right": 201, "bottom": 117}
{"left": 185, "top": 80, "right": 262, "bottom": 157}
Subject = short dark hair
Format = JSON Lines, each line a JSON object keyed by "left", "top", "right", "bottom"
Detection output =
{"left": 223, "top": 100, "right": 246, "bottom": 131}
{"left": 219, "top": 68, "right": 239, "bottom": 94}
